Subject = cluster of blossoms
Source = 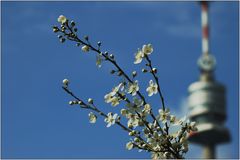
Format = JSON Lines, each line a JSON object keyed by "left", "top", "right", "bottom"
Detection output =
{"left": 53, "top": 15, "right": 197, "bottom": 159}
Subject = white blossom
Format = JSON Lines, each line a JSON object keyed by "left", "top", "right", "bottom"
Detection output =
{"left": 88, "top": 112, "right": 97, "bottom": 123}
{"left": 146, "top": 80, "right": 158, "bottom": 96}
{"left": 110, "top": 96, "right": 120, "bottom": 107}
{"left": 127, "top": 113, "right": 140, "bottom": 128}
{"left": 81, "top": 45, "right": 90, "bottom": 52}
{"left": 147, "top": 133, "right": 165, "bottom": 150}
{"left": 58, "top": 15, "right": 67, "bottom": 24}
{"left": 158, "top": 108, "right": 170, "bottom": 123}
{"left": 126, "top": 97, "right": 143, "bottom": 113}
{"left": 142, "top": 44, "right": 153, "bottom": 55}
{"left": 104, "top": 83, "right": 124, "bottom": 107}
{"left": 127, "top": 80, "right": 139, "bottom": 96}
{"left": 104, "top": 94, "right": 120, "bottom": 107}
{"left": 133, "top": 97, "right": 143, "bottom": 106}
{"left": 128, "top": 117, "right": 139, "bottom": 128}
{"left": 134, "top": 49, "right": 144, "bottom": 64}
{"left": 104, "top": 113, "right": 119, "bottom": 127}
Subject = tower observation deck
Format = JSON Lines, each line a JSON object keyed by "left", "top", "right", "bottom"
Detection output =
{"left": 187, "top": 2, "right": 231, "bottom": 159}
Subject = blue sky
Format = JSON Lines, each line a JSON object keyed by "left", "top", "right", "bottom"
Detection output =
{"left": 1, "top": 1, "right": 239, "bottom": 159}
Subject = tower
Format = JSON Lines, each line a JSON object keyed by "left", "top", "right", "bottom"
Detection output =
{"left": 187, "top": 2, "right": 231, "bottom": 158}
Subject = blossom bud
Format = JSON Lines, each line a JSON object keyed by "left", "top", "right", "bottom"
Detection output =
{"left": 132, "top": 71, "right": 137, "bottom": 77}
{"left": 58, "top": 15, "right": 67, "bottom": 24}
{"left": 153, "top": 120, "right": 158, "bottom": 128}
{"left": 76, "top": 43, "right": 81, "bottom": 47}
{"left": 84, "top": 35, "right": 89, "bottom": 41}
{"left": 129, "top": 130, "right": 136, "bottom": 136}
{"left": 109, "top": 54, "right": 114, "bottom": 59}
{"left": 78, "top": 101, "right": 83, "bottom": 105}
{"left": 164, "top": 152, "right": 170, "bottom": 158}
{"left": 53, "top": 26, "right": 59, "bottom": 33}
{"left": 182, "top": 143, "right": 188, "bottom": 152}
{"left": 117, "top": 71, "right": 123, "bottom": 76}
{"left": 152, "top": 68, "right": 157, "bottom": 73}
{"left": 156, "top": 126, "right": 161, "bottom": 132}
{"left": 180, "top": 137, "right": 186, "bottom": 144}
{"left": 104, "top": 51, "right": 108, "bottom": 55}
{"left": 60, "top": 38, "right": 65, "bottom": 43}
{"left": 138, "top": 121, "right": 144, "bottom": 126}
{"left": 88, "top": 98, "right": 93, "bottom": 104}
{"left": 143, "top": 128, "right": 149, "bottom": 135}
{"left": 142, "top": 143, "right": 147, "bottom": 148}
{"left": 58, "top": 35, "right": 63, "bottom": 39}
{"left": 61, "top": 26, "right": 66, "bottom": 32}
{"left": 170, "top": 115, "right": 176, "bottom": 123}
{"left": 70, "top": 33, "right": 75, "bottom": 37}
{"left": 73, "top": 101, "right": 78, "bottom": 104}
{"left": 153, "top": 131, "right": 158, "bottom": 138}
{"left": 134, "top": 137, "right": 140, "bottom": 143}
{"left": 110, "top": 70, "right": 115, "bottom": 74}
{"left": 126, "top": 142, "right": 134, "bottom": 150}
{"left": 141, "top": 68, "right": 148, "bottom": 73}
{"left": 97, "top": 41, "right": 101, "bottom": 46}
{"left": 81, "top": 45, "right": 90, "bottom": 52}
{"left": 69, "top": 101, "right": 74, "bottom": 105}
{"left": 73, "top": 28, "right": 78, "bottom": 32}
{"left": 117, "top": 116, "right": 121, "bottom": 122}
{"left": 70, "top": 20, "right": 75, "bottom": 26}
{"left": 120, "top": 109, "right": 128, "bottom": 116}
{"left": 62, "top": 79, "right": 69, "bottom": 86}
{"left": 128, "top": 123, "right": 133, "bottom": 129}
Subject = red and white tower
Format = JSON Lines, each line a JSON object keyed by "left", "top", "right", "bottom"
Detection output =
{"left": 187, "top": 2, "right": 231, "bottom": 158}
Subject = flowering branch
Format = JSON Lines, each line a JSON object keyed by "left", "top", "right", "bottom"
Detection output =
{"left": 53, "top": 15, "right": 198, "bottom": 159}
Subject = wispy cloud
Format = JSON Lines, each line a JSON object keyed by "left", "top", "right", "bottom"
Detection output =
{"left": 165, "top": 24, "right": 200, "bottom": 39}
{"left": 150, "top": 3, "right": 201, "bottom": 39}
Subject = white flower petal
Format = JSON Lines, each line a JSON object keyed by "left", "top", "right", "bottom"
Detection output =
{"left": 106, "top": 123, "right": 112, "bottom": 127}
{"left": 113, "top": 113, "right": 118, "bottom": 119}
{"left": 126, "top": 142, "right": 133, "bottom": 150}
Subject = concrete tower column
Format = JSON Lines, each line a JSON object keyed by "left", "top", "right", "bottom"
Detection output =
{"left": 203, "top": 145, "right": 215, "bottom": 159}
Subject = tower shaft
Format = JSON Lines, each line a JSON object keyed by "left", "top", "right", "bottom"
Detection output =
{"left": 203, "top": 144, "right": 215, "bottom": 159}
